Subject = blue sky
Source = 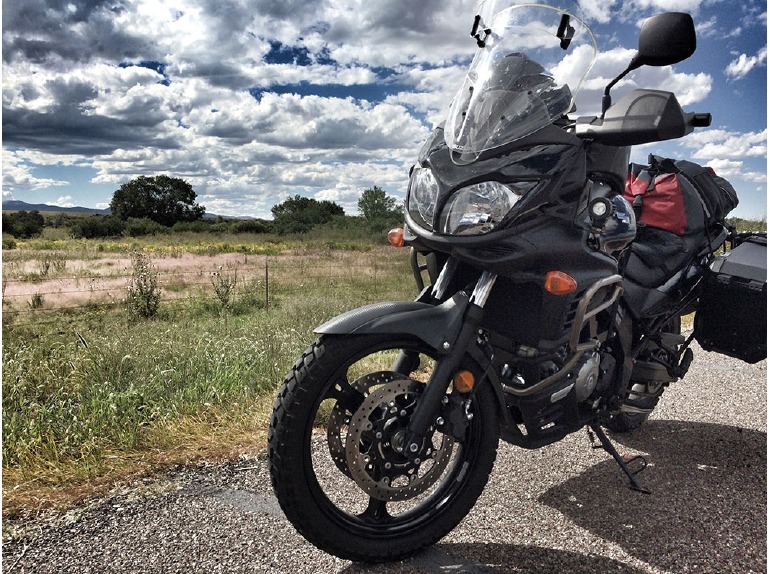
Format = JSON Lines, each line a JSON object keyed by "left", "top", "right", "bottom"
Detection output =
{"left": 2, "top": 0, "right": 767, "bottom": 220}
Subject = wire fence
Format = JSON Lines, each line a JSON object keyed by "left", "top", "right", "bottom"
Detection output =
{"left": 2, "top": 249, "right": 417, "bottom": 329}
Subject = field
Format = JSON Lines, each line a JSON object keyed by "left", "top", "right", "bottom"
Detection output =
{"left": 2, "top": 231, "right": 418, "bottom": 518}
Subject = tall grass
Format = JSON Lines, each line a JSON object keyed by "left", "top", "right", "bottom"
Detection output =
{"left": 2, "top": 245, "right": 416, "bottom": 515}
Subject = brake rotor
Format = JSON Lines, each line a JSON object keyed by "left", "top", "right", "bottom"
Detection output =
{"left": 344, "top": 379, "right": 455, "bottom": 502}
{"left": 327, "top": 371, "right": 404, "bottom": 478}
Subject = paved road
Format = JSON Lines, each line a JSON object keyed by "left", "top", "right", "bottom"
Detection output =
{"left": 4, "top": 346, "right": 766, "bottom": 573}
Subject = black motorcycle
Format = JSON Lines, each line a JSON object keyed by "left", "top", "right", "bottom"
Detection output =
{"left": 268, "top": 1, "right": 766, "bottom": 562}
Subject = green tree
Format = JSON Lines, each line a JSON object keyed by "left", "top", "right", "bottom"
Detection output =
{"left": 110, "top": 175, "right": 205, "bottom": 227}
{"left": 2, "top": 210, "right": 45, "bottom": 238}
{"left": 270, "top": 195, "right": 344, "bottom": 234}
{"left": 357, "top": 186, "right": 402, "bottom": 221}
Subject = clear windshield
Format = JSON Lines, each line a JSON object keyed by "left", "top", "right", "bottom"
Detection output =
{"left": 444, "top": 1, "right": 597, "bottom": 158}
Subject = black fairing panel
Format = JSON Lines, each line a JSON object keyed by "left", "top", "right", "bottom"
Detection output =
{"left": 417, "top": 124, "right": 587, "bottom": 230}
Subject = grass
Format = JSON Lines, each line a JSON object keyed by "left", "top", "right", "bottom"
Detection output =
{"left": 2, "top": 243, "right": 416, "bottom": 519}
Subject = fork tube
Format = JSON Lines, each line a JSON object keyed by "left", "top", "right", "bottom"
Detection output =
{"left": 403, "top": 272, "right": 496, "bottom": 453}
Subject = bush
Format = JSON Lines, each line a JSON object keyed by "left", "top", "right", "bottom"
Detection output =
{"left": 231, "top": 219, "right": 269, "bottom": 234}
{"left": 68, "top": 215, "right": 126, "bottom": 239}
{"left": 3, "top": 211, "right": 45, "bottom": 238}
{"left": 172, "top": 220, "right": 212, "bottom": 233}
{"left": 125, "top": 253, "right": 161, "bottom": 319}
{"left": 124, "top": 218, "right": 171, "bottom": 237}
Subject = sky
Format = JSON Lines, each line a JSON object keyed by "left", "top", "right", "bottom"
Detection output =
{"left": 2, "top": 0, "right": 767, "bottom": 220}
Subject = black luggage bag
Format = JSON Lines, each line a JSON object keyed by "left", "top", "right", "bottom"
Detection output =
{"left": 694, "top": 234, "right": 767, "bottom": 363}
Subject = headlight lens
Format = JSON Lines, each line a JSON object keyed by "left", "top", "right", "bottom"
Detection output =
{"left": 407, "top": 167, "right": 439, "bottom": 228}
{"left": 438, "top": 181, "right": 524, "bottom": 236}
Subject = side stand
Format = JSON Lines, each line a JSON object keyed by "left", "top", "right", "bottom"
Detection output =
{"left": 587, "top": 422, "right": 651, "bottom": 494}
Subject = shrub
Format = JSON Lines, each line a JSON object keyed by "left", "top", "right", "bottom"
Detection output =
{"left": 3, "top": 211, "right": 45, "bottom": 238}
{"left": 125, "top": 253, "right": 161, "bottom": 319}
{"left": 124, "top": 217, "right": 171, "bottom": 237}
{"left": 68, "top": 215, "right": 126, "bottom": 239}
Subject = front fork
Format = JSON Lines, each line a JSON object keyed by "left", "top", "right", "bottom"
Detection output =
{"left": 401, "top": 270, "right": 497, "bottom": 455}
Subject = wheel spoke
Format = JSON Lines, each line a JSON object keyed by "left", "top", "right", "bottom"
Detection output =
{"left": 327, "top": 376, "right": 365, "bottom": 412}
{"left": 359, "top": 496, "right": 391, "bottom": 524}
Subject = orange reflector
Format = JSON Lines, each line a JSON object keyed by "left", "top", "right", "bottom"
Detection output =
{"left": 453, "top": 370, "right": 475, "bottom": 393}
{"left": 544, "top": 271, "right": 577, "bottom": 295}
{"left": 387, "top": 227, "right": 405, "bottom": 247}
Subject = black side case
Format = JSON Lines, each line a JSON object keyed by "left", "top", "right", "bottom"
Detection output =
{"left": 694, "top": 234, "right": 767, "bottom": 363}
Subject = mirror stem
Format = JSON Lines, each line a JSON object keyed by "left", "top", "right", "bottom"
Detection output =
{"left": 601, "top": 63, "right": 638, "bottom": 117}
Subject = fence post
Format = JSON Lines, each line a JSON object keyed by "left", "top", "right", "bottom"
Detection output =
{"left": 265, "top": 256, "right": 269, "bottom": 311}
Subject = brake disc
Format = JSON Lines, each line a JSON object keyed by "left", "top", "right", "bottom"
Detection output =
{"left": 327, "top": 371, "right": 404, "bottom": 478}
{"left": 344, "top": 379, "right": 455, "bottom": 502}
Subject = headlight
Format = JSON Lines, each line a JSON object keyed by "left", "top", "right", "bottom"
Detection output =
{"left": 438, "top": 181, "right": 528, "bottom": 236}
{"left": 407, "top": 167, "right": 439, "bottom": 228}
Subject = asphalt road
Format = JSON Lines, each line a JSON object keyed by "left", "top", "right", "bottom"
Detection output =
{"left": 4, "top": 345, "right": 766, "bottom": 574}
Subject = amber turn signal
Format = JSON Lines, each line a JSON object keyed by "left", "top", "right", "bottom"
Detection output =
{"left": 453, "top": 370, "right": 475, "bottom": 393}
{"left": 387, "top": 227, "right": 405, "bottom": 247}
{"left": 544, "top": 271, "right": 577, "bottom": 295}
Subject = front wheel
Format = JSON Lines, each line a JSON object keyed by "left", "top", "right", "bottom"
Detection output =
{"left": 268, "top": 334, "right": 499, "bottom": 562}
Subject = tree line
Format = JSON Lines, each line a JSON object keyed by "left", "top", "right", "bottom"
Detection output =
{"left": 3, "top": 175, "right": 404, "bottom": 240}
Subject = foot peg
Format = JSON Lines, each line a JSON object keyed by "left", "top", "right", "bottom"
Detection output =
{"left": 587, "top": 423, "right": 651, "bottom": 494}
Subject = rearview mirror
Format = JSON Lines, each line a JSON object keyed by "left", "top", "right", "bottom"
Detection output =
{"left": 631, "top": 12, "right": 696, "bottom": 69}
{"left": 601, "top": 12, "right": 697, "bottom": 115}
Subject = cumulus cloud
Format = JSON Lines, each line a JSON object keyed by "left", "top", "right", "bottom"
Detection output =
{"left": 706, "top": 158, "right": 767, "bottom": 183}
{"left": 679, "top": 129, "right": 768, "bottom": 160}
{"left": 1, "top": 0, "right": 765, "bottom": 217}
{"left": 725, "top": 47, "right": 768, "bottom": 80}
{"left": 2, "top": 150, "right": 70, "bottom": 194}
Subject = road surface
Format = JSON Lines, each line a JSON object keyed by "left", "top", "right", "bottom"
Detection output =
{"left": 4, "top": 346, "right": 766, "bottom": 573}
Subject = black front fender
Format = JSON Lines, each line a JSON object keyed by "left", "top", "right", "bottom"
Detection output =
{"left": 315, "top": 292, "right": 471, "bottom": 353}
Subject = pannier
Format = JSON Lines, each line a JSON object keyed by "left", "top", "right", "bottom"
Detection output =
{"left": 694, "top": 234, "right": 767, "bottom": 364}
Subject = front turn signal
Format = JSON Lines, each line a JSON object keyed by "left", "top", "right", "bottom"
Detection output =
{"left": 544, "top": 271, "right": 577, "bottom": 295}
{"left": 387, "top": 227, "right": 405, "bottom": 247}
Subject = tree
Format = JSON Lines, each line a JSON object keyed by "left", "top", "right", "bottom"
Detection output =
{"left": 358, "top": 186, "right": 403, "bottom": 222}
{"left": 110, "top": 175, "right": 205, "bottom": 227}
{"left": 2, "top": 210, "right": 45, "bottom": 238}
{"left": 271, "top": 195, "right": 344, "bottom": 234}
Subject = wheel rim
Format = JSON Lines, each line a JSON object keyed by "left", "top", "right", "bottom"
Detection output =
{"left": 305, "top": 338, "right": 483, "bottom": 536}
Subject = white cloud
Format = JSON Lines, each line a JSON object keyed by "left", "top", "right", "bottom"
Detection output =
{"left": 679, "top": 129, "right": 768, "bottom": 160}
{"left": 2, "top": 150, "right": 70, "bottom": 193}
{"left": 53, "top": 196, "right": 76, "bottom": 208}
{"left": 725, "top": 47, "right": 768, "bottom": 80}
{"left": 706, "top": 158, "right": 767, "bottom": 183}
{"left": 1, "top": 0, "right": 765, "bottom": 218}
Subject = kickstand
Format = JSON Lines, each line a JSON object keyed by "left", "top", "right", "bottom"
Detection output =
{"left": 587, "top": 422, "right": 651, "bottom": 494}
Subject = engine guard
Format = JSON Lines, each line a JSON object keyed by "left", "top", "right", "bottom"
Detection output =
{"left": 315, "top": 292, "right": 470, "bottom": 354}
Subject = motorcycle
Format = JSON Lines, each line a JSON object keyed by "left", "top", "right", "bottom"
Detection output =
{"left": 268, "top": 1, "right": 765, "bottom": 562}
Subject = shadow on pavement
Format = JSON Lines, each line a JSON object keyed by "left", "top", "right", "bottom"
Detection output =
{"left": 539, "top": 419, "right": 766, "bottom": 573}
{"left": 341, "top": 543, "right": 651, "bottom": 574}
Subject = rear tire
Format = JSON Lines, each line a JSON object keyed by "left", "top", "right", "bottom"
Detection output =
{"left": 605, "top": 317, "right": 682, "bottom": 433}
{"left": 268, "top": 334, "right": 500, "bottom": 562}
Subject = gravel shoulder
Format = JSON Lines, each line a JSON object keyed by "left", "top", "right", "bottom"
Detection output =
{"left": 3, "top": 346, "right": 766, "bottom": 574}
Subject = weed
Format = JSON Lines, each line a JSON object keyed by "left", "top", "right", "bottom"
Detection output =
{"left": 211, "top": 265, "right": 238, "bottom": 310}
{"left": 28, "top": 292, "right": 44, "bottom": 309}
{"left": 125, "top": 252, "right": 161, "bottom": 319}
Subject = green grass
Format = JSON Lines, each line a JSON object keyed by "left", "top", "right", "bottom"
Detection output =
{"left": 2, "top": 244, "right": 416, "bottom": 516}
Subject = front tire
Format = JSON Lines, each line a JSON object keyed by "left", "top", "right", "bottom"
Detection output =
{"left": 268, "top": 334, "right": 499, "bottom": 562}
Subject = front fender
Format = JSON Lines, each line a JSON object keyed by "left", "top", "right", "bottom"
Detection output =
{"left": 315, "top": 292, "right": 470, "bottom": 353}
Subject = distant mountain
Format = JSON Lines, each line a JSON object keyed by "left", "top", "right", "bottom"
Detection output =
{"left": 2, "top": 199, "right": 251, "bottom": 220}
{"left": 2, "top": 200, "right": 110, "bottom": 214}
